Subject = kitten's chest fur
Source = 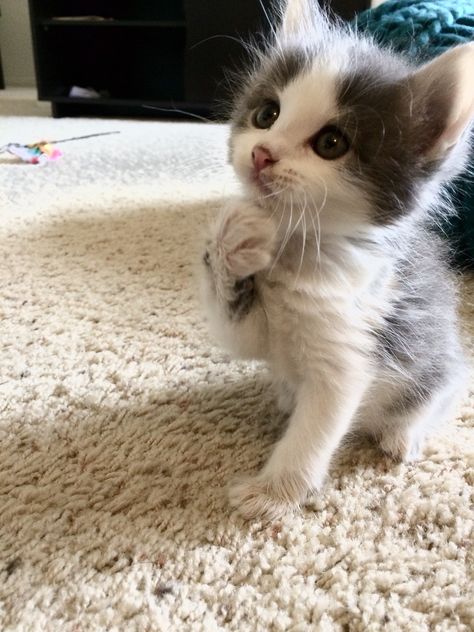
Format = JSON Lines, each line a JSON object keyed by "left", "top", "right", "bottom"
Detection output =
{"left": 257, "top": 231, "right": 395, "bottom": 380}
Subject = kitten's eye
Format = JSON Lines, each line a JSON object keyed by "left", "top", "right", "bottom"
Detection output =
{"left": 253, "top": 101, "right": 280, "bottom": 129}
{"left": 311, "top": 126, "right": 350, "bottom": 160}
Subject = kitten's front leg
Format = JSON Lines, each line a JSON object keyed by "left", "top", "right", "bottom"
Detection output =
{"left": 202, "top": 200, "right": 276, "bottom": 359}
{"left": 229, "top": 356, "right": 372, "bottom": 521}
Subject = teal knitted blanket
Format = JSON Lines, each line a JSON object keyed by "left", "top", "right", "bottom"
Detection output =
{"left": 354, "top": 0, "right": 474, "bottom": 267}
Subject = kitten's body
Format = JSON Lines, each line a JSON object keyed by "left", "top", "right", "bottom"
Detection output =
{"left": 202, "top": 1, "right": 473, "bottom": 520}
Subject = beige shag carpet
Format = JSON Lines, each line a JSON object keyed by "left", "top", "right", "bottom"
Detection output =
{"left": 0, "top": 115, "right": 473, "bottom": 632}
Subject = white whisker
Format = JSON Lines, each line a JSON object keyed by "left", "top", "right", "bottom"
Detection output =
{"left": 271, "top": 192, "right": 294, "bottom": 272}
{"left": 296, "top": 190, "right": 308, "bottom": 284}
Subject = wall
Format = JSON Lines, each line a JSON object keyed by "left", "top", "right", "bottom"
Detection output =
{"left": 0, "top": 0, "right": 36, "bottom": 86}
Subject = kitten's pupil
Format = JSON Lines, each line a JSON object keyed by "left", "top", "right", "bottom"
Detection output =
{"left": 253, "top": 101, "right": 280, "bottom": 129}
{"left": 311, "top": 126, "right": 350, "bottom": 160}
{"left": 323, "top": 136, "right": 337, "bottom": 150}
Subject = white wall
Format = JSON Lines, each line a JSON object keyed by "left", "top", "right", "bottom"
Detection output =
{"left": 0, "top": 0, "right": 36, "bottom": 87}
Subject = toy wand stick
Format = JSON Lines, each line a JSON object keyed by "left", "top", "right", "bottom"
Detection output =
{"left": 0, "top": 130, "right": 120, "bottom": 164}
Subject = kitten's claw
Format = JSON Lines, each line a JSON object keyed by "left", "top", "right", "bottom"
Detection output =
{"left": 228, "top": 474, "right": 303, "bottom": 522}
{"left": 378, "top": 428, "right": 423, "bottom": 463}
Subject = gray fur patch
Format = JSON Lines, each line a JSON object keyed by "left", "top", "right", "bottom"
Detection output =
{"left": 374, "top": 230, "right": 462, "bottom": 413}
{"left": 232, "top": 49, "right": 308, "bottom": 129}
{"left": 264, "top": 49, "right": 309, "bottom": 93}
{"left": 337, "top": 54, "right": 452, "bottom": 224}
{"left": 228, "top": 276, "right": 257, "bottom": 320}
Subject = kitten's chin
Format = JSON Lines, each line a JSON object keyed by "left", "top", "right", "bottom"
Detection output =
{"left": 246, "top": 173, "right": 284, "bottom": 202}
{"left": 248, "top": 173, "right": 272, "bottom": 196}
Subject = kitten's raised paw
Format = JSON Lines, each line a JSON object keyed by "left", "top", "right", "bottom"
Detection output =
{"left": 274, "top": 381, "right": 296, "bottom": 415}
{"left": 215, "top": 201, "right": 277, "bottom": 278}
{"left": 228, "top": 472, "right": 306, "bottom": 521}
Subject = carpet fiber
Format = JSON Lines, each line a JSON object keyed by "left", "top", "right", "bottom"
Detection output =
{"left": 1, "top": 115, "right": 473, "bottom": 631}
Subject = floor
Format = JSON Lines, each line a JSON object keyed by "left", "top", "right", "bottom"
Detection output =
{"left": 0, "top": 110, "right": 473, "bottom": 631}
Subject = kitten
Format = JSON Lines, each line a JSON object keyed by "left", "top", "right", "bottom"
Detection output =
{"left": 201, "top": 0, "right": 473, "bottom": 521}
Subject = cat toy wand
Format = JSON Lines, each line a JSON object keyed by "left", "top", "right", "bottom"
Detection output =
{"left": 0, "top": 130, "right": 120, "bottom": 165}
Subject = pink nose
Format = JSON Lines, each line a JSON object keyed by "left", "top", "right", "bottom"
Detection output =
{"left": 252, "top": 145, "right": 276, "bottom": 175}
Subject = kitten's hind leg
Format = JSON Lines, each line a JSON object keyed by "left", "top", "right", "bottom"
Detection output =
{"left": 376, "top": 380, "right": 465, "bottom": 463}
{"left": 378, "top": 420, "right": 423, "bottom": 463}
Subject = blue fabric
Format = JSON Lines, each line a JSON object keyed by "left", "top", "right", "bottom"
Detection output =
{"left": 354, "top": 0, "right": 474, "bottom": 266}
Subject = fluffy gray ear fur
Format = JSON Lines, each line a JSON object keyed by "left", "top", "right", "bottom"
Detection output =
{"left": 276, "top": 0, "right": 329, "bottom": 46}
{"left": 409, "top": 43, "right": 474, "bottom": 158}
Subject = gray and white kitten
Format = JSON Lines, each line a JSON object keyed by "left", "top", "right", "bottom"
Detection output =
{"left": 201, "top": 0, "right": 473, "bottom": 521}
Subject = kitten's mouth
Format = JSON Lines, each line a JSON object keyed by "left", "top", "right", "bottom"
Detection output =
{"left": 254, "top": 175, "right": 297, "bottom": 202}
{"left": 256, "top": 179, "right": 272, "bottom": 194}
{"left": 251, "top": 171, "right": 274, "bottom": 195}
{"left": 248, "top": 165, "right": 296, "bottom": 199}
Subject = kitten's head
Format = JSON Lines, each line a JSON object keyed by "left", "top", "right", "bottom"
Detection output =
{"left": 229, "top": 0, "right": 474, "bottom": 232}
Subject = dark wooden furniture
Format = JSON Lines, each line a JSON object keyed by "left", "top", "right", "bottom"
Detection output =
{"left": 28, "top": 0, "right": 369, "bottom": 119}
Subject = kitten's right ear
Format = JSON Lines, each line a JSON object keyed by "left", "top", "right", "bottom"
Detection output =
{"left": 277, "top": 0, "right": 328, "bottom": 45}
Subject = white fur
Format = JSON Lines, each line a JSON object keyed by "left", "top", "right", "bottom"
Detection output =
{"left": 204, "top": 200, "right": 396, "bottom": 520}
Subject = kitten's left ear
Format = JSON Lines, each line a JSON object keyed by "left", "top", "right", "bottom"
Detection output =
{"left": 410, "top": 43, "right": 474, "bottom": 158}
{"left": 277, "top": 0, "right": 328, "bottom": 44}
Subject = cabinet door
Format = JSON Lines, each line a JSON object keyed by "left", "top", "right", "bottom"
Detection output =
{"left": 184, "top": 0, "right": 265, "bottom": 107}
{"left": 183, "top": 0, "right": 370, "bottom": 109}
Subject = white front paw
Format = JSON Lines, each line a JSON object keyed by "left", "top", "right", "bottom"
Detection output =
{"left": 228, "top": 471, "right": 307, "bottom": 522}
{"left": 214, "top": 200, "right": 277, "bottom": 278}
